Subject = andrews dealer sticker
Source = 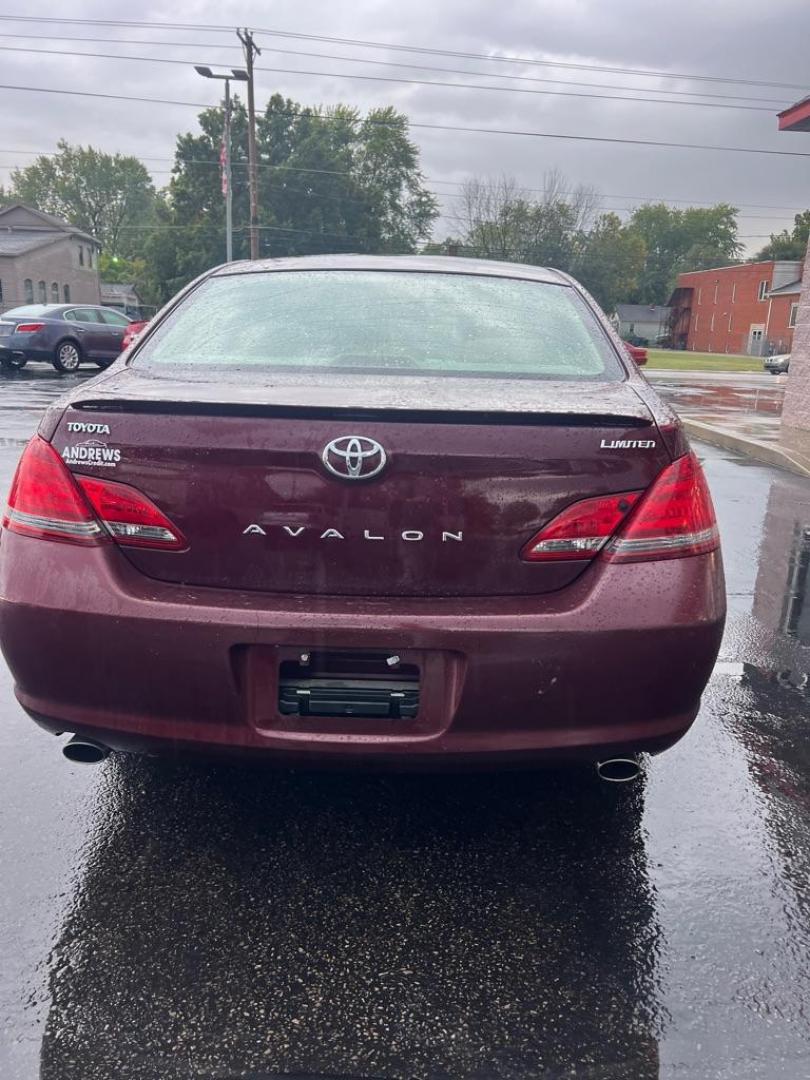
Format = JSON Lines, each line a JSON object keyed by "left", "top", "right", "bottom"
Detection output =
{"left": 61, "top": 439, "right": 121, "bottom": 468}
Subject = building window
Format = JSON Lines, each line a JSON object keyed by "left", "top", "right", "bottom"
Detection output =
{"left": 713, "top": 284, "right": 719, "bottom": 304}
{"left": 710, "top": 313, "right": 715, "bottom": 332}
{"left": 63, "top": 284, "right": 71, "bottom": 302}
{"left": 24, "top": 279, "right": 33, "bottom": 303}
{"left": 695, "top": 314, "right": 699, "bottom": 332}
{"left": 78, "top": 246, "right": 84, "bottom": 266}
{"left": 697, "top": 288, "right": 702, "bottom": 305}
{"left": 789, "top": 303, "right": 799, "bottom": 329}
{"left": 38, "top": 280, "right": 46, "bottom": 303}
{"left": 758, "top": 280, "right": 769, "bottom": 301}
{"left": 87, "top": 247, "right": 93, "bottom": 269}
{"left": 0, "top": 279, "right": 3, "bottom": 305}
{"left": 731, "top": 283, "right": 736, "bottom": 303}
{"left": 728, "top": 314, "right": 733, "bottom": 331}
{"left": 51, "top": 282, "right": 59, "bottom": 302}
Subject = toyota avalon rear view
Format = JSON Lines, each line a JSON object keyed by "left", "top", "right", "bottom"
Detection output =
{"left": 0, "top": 256, "right": 725, "bottom": 770}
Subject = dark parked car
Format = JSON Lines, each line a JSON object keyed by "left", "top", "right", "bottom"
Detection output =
{"left": 0, "top": 256, "right": 725, "bottom": 776}
{"left": 0, "top": 304, "right": 133, "bottom": 372}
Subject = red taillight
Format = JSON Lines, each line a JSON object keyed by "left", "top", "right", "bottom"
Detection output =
{"left": 2, "top": 436, "right": 104, "bottom": 544}
{"left": 76, "top": 475, "right": 187, "bottom": 550}
{"left": 15, "top": 323, "right": 45, "bottom": 333}
{"left": 2, "top": 436, "right": 186, "bottom": 550}
{"left": 519, "top": 452, "right": 720, "bottom": 565}
{"left": 2, "top": 434, "right": 104, "bottom": 544}
{"left": 605, "top": 452, "right": 719, "bottom": 562}
{"left": 521, "top": 491, "right": 642, "bottom": 561}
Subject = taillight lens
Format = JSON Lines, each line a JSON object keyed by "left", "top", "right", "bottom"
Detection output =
{"left": 605, "top": 451, "right": 719, "bottom": 562}
{"left": 76, "top": 475, "right": 187, "bottom": 550}
{"left": 520, "top": 451, "right": 719, "bottom": 565}
{"left": 521, "top": 491, "right": 642, "bottom": 561}
{"left": 2, "top": 436, "right": 186, "bottom": 550}
{"left": 2, "top": 436, "right": 104, "bottom": 544}
{"left": 14, "top": 323, "right": 45, "bottom": 333}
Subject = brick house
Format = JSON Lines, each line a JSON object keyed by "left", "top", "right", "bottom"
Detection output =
{"left": 668, "top": 260, "right": 803, "bottom": 355}
{"left": 0, "top": 203, "right": 101, "bottom": 313}
{"left": 777, "top": 96, "right": 810, "bottom": 437}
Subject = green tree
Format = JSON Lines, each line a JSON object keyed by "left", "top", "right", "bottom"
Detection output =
{"left": 573, "top": 213, "right": 646, "bottom": 313}
{"left": 10, "top": 140, "right": 158, "bottom": 257}
{"left": 626, "top": 203, "right": 741, "bottom": 303}
{"left": 756, "top": 210, "right": 810, "bottom": 261}
{"left": 146, "top": 94, "right": 438, "bottom": 301}
{"left": 450, "top": 172, "right": 598, "bottom": 270}
{"left": 97, "top": 252, "right": 160, "bottom": 310}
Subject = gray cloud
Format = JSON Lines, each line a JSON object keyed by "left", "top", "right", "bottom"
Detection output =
{"left": 1, "top": 0, "right": 809, "bottom": 253}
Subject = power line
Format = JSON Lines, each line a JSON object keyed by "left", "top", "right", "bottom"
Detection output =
{"left": 0, "top": 13, "right": 806, "bottom": 93}
{"left": 0, "top": 43, "right": 784, "bottom": 113}
{"left": 0, "top": 34, "right": 791, "bottom": 106}
{"left": 1, "top": 83, "right": 809, "bottom": 158}
{"left": 62, "top": 220, "right": 782, "bottom": 244}
{"left": 0, "top": 155, "right": 795, "bottom": 222}
{"left": 0, "top": 83, "right": 208, "bottom": 108}
{"left": 0, "top": 145, "right": 806, "bottom": 218}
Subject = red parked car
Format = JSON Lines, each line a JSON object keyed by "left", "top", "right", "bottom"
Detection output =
{"left": 623, "top": 341, "right": 648, "bottom": 366}
{"left": 120, "top": 319, "right": 148, "bottom": 353}
{"left": 0, "top": 257, "right": 725, "bottom": 776}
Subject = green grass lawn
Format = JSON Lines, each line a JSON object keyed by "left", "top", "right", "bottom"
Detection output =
{"left": 645, "top": 349, "right": 762, "bottom": 372}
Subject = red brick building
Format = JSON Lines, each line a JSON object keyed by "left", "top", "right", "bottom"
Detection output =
{"left": 777, "top": 96, "right": 810, "bottom": 438}
{"left": 668, "top": 260, "right": 803, "bottom": 355}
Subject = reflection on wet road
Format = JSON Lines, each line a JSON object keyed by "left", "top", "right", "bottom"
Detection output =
{"left": 649, "top": 371, "right": 785, "bottom": 446}
{"left": 1, "top": 372, "right": 810, "bottom": 1078}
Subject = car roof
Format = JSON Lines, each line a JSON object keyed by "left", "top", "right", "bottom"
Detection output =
{"left": 211, "top": 253, "right": 569, "bottom": 286}
{"left": 2, "top": 304, "right": 60, "bottom": 316}
{"left": 3, "top": 303, "right": 107, "bottom": 317}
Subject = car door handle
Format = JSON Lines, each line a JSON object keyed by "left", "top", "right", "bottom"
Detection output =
{"left": 73, "top": 326, "right": 87, "bottom": 333}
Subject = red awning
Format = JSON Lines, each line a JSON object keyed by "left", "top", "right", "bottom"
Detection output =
{"left": 778, "top": 96, "right": 810, "bottom": 133}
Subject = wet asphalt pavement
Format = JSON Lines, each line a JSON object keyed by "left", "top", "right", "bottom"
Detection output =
{"left": 2, "top": 369, "right": 810, "bottom": 1079}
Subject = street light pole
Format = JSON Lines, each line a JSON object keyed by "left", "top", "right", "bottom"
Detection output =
{"left": 195, "top": 65, "right": 249, "bottom": 264}
{"left": 223, "top": 76, "right": 232, "bottom": 262}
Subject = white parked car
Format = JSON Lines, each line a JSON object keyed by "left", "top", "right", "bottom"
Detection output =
{"left": 764, "top": 353, "right": 790, "bottom": 374}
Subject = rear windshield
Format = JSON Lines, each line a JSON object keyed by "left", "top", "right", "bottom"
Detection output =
{"left": 135, "top": 270, "right": 624, "bottom": 382}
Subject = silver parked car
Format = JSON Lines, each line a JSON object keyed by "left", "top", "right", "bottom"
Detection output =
{"left": 764, "top": 353, "right": 790, "bottom": 374}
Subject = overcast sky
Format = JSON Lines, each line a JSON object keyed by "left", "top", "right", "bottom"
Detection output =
{"left": 1, "top": 0, "right": 809, "bottom": 255}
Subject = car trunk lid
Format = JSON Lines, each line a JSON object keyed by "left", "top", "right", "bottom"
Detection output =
{"left": 52, "top": 369, "right": 671, "bottom": 598}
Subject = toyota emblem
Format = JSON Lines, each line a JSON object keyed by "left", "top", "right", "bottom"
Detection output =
{"left": 322, "top": 436, "right": 387, "bottom": 480}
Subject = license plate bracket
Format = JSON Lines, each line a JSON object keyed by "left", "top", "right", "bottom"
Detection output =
{"left": 278, "top": 650, "right": 420, "bottom": 720}
{"left": 279, "top": 677, "right": 419, "bottom": 720}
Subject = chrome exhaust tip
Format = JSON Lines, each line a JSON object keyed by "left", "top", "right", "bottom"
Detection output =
{"left": 62, "top": 735, "right": 110, "bottom": 764}
{"left": 596, "top": 757, "right": 641, "bottom": 783}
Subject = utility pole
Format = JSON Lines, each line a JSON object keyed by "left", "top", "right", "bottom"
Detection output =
{"left": 238, "top": 28, "right": 262, "bottom": 260}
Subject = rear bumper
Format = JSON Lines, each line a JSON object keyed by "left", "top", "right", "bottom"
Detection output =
{"left": 0, "top": 532, "right": 725, "bottom": 766}
{"left": 0, "top": 343, "right": 51, "bottom": 363}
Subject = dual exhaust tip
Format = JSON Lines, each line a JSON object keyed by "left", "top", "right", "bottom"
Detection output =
{"left": 58, "top": 737, "right": 641, "bottom": 781}
{"left": 62, "top": 734, "right": 110, "bottom": 764}
{"left": 596, "top": 757, "right": 641, "bottom": 783}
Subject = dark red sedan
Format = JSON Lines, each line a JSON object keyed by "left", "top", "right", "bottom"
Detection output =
{"left": 0, "top": 257, "right": 725, "bottom": 775}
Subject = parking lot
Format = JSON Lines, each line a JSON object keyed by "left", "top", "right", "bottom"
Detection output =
{"left": 2, "top": 370, "right": 810, "bottom": 1079}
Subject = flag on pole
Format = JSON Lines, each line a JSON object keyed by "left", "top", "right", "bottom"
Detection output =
{"left": 220, "top": 141, "right": 228, "bottom": 196}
